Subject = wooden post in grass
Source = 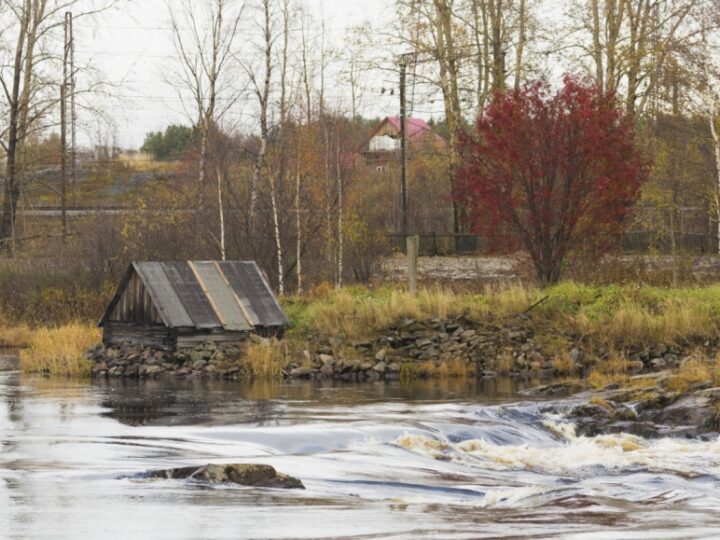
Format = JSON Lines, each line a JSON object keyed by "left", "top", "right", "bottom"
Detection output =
{"left": 407, "top": 235, "right": 419, "bottom": 294}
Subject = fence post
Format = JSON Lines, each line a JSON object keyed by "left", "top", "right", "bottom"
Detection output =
{"left": 407, "top": 235, "right": 419, "bottom": 294}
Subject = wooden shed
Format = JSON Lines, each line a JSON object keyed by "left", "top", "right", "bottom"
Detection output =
{"left": 99, "top": 261, "right": 289, "bottom": 350}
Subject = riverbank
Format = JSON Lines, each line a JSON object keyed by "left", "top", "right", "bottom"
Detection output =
{"left": 14, "top": 283, "right": 720, "bottom": 383}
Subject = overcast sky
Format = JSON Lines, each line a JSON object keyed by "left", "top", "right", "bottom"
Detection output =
{"left": 77, "top": 0, "right": 392, "bottom": 149}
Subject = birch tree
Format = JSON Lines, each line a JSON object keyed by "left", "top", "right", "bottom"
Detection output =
{"left": 169, "top": 0, "right": 243, "bottom": 254}
{"left": 569, "top": 0, "right": 702, "bottom": 115}
{"left": 245, "top": 0, "right": 284, "bottom": 294}
{"left": 396, "top": 0, "right": 534, "bottom": 232}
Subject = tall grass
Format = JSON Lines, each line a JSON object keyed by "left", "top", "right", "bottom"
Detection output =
{"left": 242, "top": 339, "right": 287, "bottom": 379}
{"left": 0, "top": 323, "right": 34, "bottom": 347}
{"left": 284, "top": 284, "right": 538, "bottom": 339}
{"left": 283, "top": 283, "right": 720, "bottom": 348}
{"left": 20, "top": 323, "right": 101, "bottom": 377}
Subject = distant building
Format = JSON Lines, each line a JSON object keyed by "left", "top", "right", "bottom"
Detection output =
{"left": 362, "top": 116, "right": 447, "bottom": 172}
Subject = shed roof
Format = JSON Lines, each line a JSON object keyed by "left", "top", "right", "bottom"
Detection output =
{"left": 99, "top": 261, "right": 289, "bottom": 331}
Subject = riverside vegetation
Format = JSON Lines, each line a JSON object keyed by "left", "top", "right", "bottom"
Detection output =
{"left": 12, "top": 283, "right": 720, "bottom": 382}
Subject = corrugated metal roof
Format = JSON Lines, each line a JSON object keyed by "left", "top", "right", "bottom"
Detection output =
{"left": 133, "top": 262, "right": 193, "bottom": 328}
{"left": 190, "top": 262, "right": 252, "bottom": 332}
{"left": 99, "top": 261, "right": 289, "bottom": 330}
{"left": 218, "top": 261, "right": 289, "bottom": 327}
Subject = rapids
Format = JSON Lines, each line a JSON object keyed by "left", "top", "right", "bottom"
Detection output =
{"left": 1, "top": 354, "right": 719, "bottom": 539}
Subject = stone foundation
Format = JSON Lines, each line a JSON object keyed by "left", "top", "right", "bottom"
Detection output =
{"left": 88, "top": 316, "right": 720, "bottom": 381}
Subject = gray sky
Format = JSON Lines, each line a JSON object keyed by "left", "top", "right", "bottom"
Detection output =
{"left": 78, "top": 0, "right": 391, "bottom": 149}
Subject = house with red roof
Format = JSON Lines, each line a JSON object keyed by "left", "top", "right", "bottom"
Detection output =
{"left": 362, "top": 116, "right": 447, "bottom": 171}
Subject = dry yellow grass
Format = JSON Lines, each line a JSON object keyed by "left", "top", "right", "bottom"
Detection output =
{"left": 0, "top": 323, "right": 34, "bottom": 347}
{"left": 664, "top": 358, "right": 720, "bottom": 393}
{"left": 400, "top": 358, "right": 470, "bottom": 379}
{"left": 587, "top": 352, "right": 631, "bottom": 389}
{"left": 289, "top": 284, "right": 538, "bottom": 340}
{"left": 20, "top": 323, "right": 100, "bottom": 377}
{"left": 242, "top": 339, "right": 287, "bottom": 380}
{"left": 286, "top": 283, "right": 720, "bottom": 353}
{"left": 589, "top": 395, "right": 615, "bottom": 412}
{"left": 496, "top": 350, "right": 515, "bottom": 373}
{"left": 552, "top": 352, "right": 577, "bottom": 375}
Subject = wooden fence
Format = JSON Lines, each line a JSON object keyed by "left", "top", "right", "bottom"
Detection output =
{"left": 386, "top": 232, "right": 717, "bottom": 257}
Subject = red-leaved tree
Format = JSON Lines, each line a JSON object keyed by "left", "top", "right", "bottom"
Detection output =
{"left": 457, "top": 76, "right": 649, "bottom": 286}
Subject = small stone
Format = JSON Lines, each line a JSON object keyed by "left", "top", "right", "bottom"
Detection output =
{"left": 192, "top": 359, "right": 207, "bottom": 370}
{"left": 248, "top": 334, "right": 270, "bottom": 346}
{"left": 628, "top": 360, "right": 644, "bottom": 373}
{"left": 320, "top": 364, "right": 334, "bottom": 377}
{"left": 650, "top": 358, "right": 667, "bottom": 371}
{"left": 388, "top": 362, "right": 400, "bottom": 373}
{"left": 319, "top": 354, "right": 334, "bottom": 365}
{"left": 145, "top": 365, "right": 164, "bottom": 376}
{"left": 415, "top": 338, "right": 433, "bottom": 348}
{"left": 460, "top": 330, "right": 476, "bottom": 340}
{"left": 93, "top": 361, "right": 108, "bottom": 372}
{"left": 375, "top": 349, "right": 387, "bottom": 362}
{"left": 373, "top": 361, "right": 387, "bottom": 373}
{"left": 290, "top": 367, "right": 314, "bottom": 378}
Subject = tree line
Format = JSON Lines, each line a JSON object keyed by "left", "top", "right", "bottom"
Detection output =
{"left": 0, "top": 0, "right": 719, "bottom": 291}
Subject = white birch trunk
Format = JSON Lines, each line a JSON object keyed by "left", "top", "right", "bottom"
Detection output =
{"left": 217, "top": 169, "right": 226, "bottom": 261}
{"left": 249, "top": 136, "right": 265, "bottom": 230}
{"left": 710, "top": 100, "right": 720, "bottom": 253}
{"left": 269, "top": 175, "right": 284, "bottom": 296}
{"left": 336, "top": 146, "right": 343, "bottom": 289}
{"left": 295, "top": 167, "right": 303, "bottom": 294}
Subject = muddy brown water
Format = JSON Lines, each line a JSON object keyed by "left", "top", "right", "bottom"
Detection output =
{"left": 2, "top": 353, "right": 720, "bottom": 539}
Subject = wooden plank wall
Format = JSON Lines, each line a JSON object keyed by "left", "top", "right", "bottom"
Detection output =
{"left": 103, "top": 321, "right": 175, "bottom": 349}
{"left": 109, "top": 273, "right": 163, "bottom": 324}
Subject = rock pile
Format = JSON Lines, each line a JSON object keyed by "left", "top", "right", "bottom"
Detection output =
{"left": 286, "top": 316, "right": 554, "bottom": 381}
{"left": 88, "top": 340, "right": 249, "bottom": 379}
{"left": 88, "top": 315, "right": 720, "bottom": 381}
{"left": 535, "top": 374, "right": 720, "bottom": 439}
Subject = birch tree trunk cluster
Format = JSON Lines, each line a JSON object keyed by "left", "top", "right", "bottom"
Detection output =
{"left": 162, "top": 0, "right": 358, "bottom": 294}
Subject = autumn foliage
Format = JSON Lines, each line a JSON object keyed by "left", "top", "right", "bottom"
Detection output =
{"left": 457, "top": 76, "right": 649, "bottom": 285}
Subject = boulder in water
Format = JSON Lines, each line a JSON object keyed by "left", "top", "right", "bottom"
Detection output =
{"left": 146, "top": 463, "right": 304, "bottom": 489}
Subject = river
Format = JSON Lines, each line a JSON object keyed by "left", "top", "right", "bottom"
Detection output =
{"left": 1, "top": 353, "right": 720, "bottom": 539}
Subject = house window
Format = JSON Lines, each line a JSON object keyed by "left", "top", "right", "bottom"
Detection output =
{"left": 376, "top": 165, "right": 385, "bottom": 173}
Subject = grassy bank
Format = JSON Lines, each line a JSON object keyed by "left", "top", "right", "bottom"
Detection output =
{"left": 20, "top": 323, "right": 100, "bottom": 377}
{"left": 283, "top": 283, "right": 720, "bottom": 349}
{"left": 9, "top": 282, "right": 720, "bottom": 379}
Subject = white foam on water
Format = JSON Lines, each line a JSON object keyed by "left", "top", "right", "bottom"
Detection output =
{"left": 393, "top": 414, "right": 720, "bottom": 478}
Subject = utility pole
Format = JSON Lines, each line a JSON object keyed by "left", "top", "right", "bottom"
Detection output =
{"left": 69, "top": 12, "right": 77, "bottom": 206}
{"left": 60, "top": 12, "right": 71, "bottom": 241}
{"left": 399, "top": 53, "right": 414, "bottom": 236}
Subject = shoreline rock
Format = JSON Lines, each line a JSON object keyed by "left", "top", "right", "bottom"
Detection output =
{"left": 537, "top": 376, "right": 720, "bottom": 440}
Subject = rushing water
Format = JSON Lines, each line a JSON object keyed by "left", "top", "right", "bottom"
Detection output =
{"left": 2, "top": 354, "right": 720, "bottom": 540}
